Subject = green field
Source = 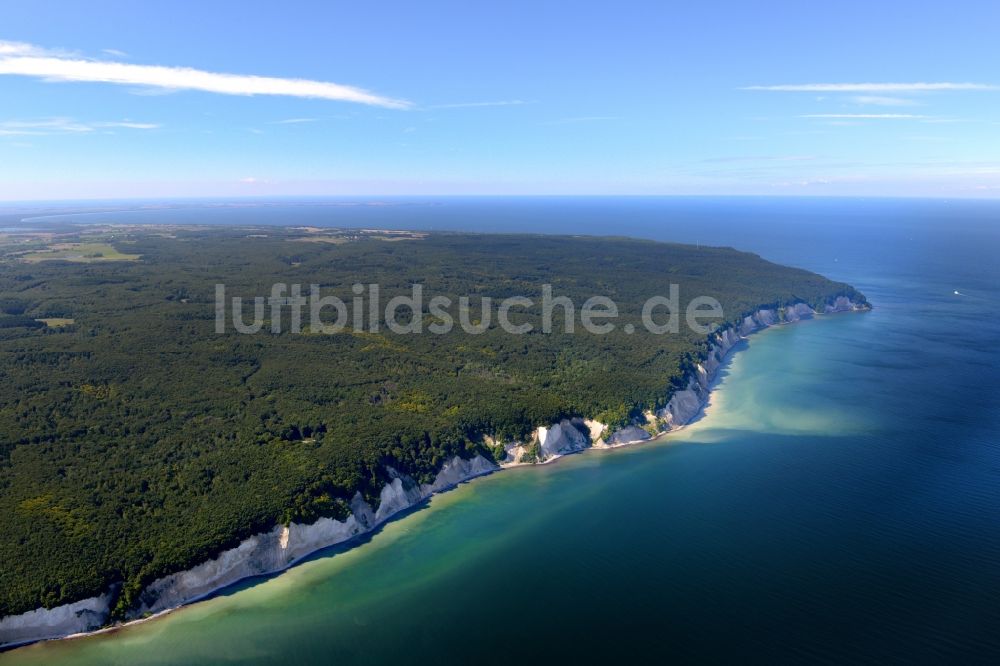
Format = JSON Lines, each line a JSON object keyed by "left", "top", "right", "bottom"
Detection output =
{"left": 34, "top": 317, "right": 76, "bottom": 327}
{"left": 19, "top": 241, "right": 141, "bottom": 263}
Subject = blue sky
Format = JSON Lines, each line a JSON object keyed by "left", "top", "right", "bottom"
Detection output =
{"left": 2, "top": 0, "right": 999, "bottom": 200}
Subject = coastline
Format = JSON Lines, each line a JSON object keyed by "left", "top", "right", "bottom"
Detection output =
{"left": 0, "top": 296, "right": 868, "bottom": 651}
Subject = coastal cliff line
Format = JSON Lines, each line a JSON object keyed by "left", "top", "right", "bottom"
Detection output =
{"left": 0, "top": 295, "right": 868, "bottom": 649}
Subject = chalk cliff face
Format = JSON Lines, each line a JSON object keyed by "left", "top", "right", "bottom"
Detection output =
{"left": 0, "top": 591, "right": 115, "bottom": 648}
{"left": 583, "top": 419, "right": 606, "bottom": 444}
{"left": 129, "top": 455, "right": 496, "bottom": 619}
{"left": 824, "top": 295, "right": 859, "bottom": 313}
{"left": 605, "top": 425, "right": 652, "bottom": 446}
{"left": 538, "top": 419, "right": 590, "bottom": 458}
{"left": 0, "top": 455, "right": 497, "bottom": 646}
{"left": 501, "top": 299, "right": 867, "bottom": 463}
{"left": 783, "top": 302, "right": 815, "bottom": 322}
{"left": 655, "top": 299, "right": 866, "bottom": 431}
{"left": 1, "top": 297, "right": 868, "bottom": 647}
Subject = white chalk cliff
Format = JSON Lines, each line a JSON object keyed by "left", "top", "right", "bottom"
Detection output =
{"left": 0, "top": 297, "right": 867, "bottom": 648}
{"left": 657, "top": 299, "right": 863, "bottom": 429}
{"left": 0, "top": 455, "right": 496, "bottom": 647}
{"left": 500, "top": 298, "right": 867, "bottom": 462}
{"left": 538, "top": 419, "right": 591, "bottom": 458}
{"left": 0, "top": 591, "right": 116, "bottom": 648}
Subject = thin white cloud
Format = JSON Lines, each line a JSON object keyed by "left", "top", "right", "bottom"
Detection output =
{"left": 801, "top": 113, "right": 926, "bottom": 119}
{"left": 0, "top": 118, "right": 93, "bottom": 134}
{"left": 0, "top": 40, "right": 410, "bottom": 108}
{"left": 101, "top": 48, "right": 128, "bottom": 58}
{"left": 702, "top": 155, "right": 818, "bottom": 164}
{"left": 0, "top": 42, "right": 29, "bottom": 55}
{"left": 427, "top": 100, "right": 530, "bottom": 109}
{"left": 101, "top": 121, "right": 159, "bottom": 129}
{"left": 0, "top": 117, "right": 161, "bottom": 135}
{"left": 0, "top": 41, "right": 71, "bottom": 57}
{"left": 128, "top": 86, "right": 180, "bottom": 97}
{"left": 270, "top": 117, "right": 318, "bottom": 124}
{"left": 745, "top": 82, "right": 996, "bottom": 92}
{"left": 544, "top": 116, "right": 620, "bottom": 125}
{"left": 852, "top": 95, "right": 917, "bottom": 106}
{"left": 920, "top": 117, "right": 973, "bottom": 124}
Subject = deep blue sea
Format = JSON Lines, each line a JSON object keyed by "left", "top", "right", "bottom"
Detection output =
{"left": 4, "top": 197, "right": 1000, "bottom": 664}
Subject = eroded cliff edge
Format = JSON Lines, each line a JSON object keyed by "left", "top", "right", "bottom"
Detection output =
{"left": 0, "top": 295, "right": 868, "bottom": 649}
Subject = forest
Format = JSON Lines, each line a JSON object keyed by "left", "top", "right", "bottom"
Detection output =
{"left": 0, "top": 224, "right": 866, "bottom": 618}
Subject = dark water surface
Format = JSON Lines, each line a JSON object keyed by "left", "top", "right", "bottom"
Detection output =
{"left": 4, "top": 197, "right": 999, "bottom": 664}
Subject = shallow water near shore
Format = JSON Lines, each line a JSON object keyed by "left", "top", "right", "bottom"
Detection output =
{"left": 3, "top": 197, "right": 1000, "bottom": 663}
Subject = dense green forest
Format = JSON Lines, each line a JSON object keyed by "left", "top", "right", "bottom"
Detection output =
{"left": 0, "top": 225, "right": 865, "bottom": 618}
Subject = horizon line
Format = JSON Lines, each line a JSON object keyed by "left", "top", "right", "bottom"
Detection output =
{"left": 3, "top": 192, "right": 1000, "bottom": 207}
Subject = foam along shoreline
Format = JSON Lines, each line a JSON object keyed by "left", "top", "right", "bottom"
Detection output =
{"left": 0, "top": 296, "right": 867, "bottom": 650}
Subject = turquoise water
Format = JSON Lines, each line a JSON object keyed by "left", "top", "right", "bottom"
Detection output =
{"left": 3, "top": 198, "right": 1000, "bottom": 663}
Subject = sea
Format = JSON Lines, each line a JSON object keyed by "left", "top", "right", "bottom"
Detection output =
{"left": 3, "top": 196, "right": 999, "bottom": 664}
